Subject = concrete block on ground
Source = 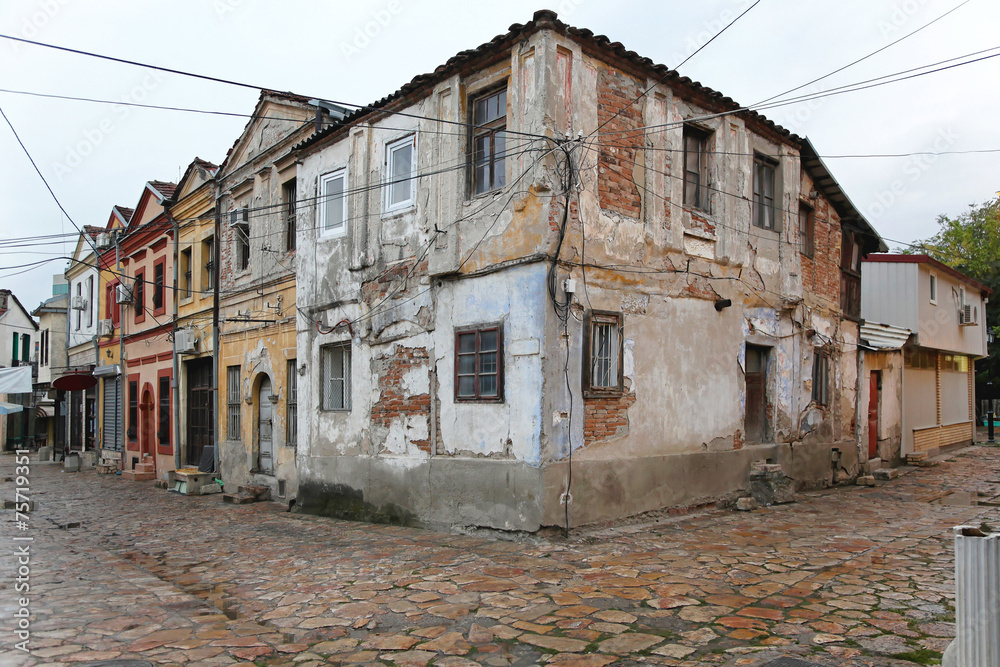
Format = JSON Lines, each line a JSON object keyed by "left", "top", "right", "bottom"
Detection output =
{"left": 857, "top": 475, "right": 876, "bottom": 486}
{"left": 873, "top": 468, "right": 899, "bottom": 480}
{"left": 749, "top": 462, "right": 796, "bottom": 505}
{"left": 36, "top": 446, "right": 52, "bottom": 462}
{"left": 736, "top": 497, "right": 757, "bottom": 511}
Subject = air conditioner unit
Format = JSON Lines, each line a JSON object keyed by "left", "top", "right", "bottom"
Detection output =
{"left": 228, "top": 209, "right": 248, "bottom": 226}
{"left": 173, "top": 328, "right": 198, "bottom": 354}
{"left": 98, "top": 319, "right": 114, "bottom": 336}
{"left": 116, "top": 282, "right": 132, "bottom": 305}
{"left": 960, "top": 304, "right": 977, "bottom": 326}
{"left": 71, "top": 296, "right": 87, "bottom": 311}
{"left": 95, "top": 232, "right": 112, "bottom": 250}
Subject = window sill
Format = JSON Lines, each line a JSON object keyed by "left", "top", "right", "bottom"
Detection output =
{"left": 583, "top": 389, "right": 625, "bottom": 400}
{"left": 454, "top": 397, "right": 504, "bottom": 404}
{"left": 382, "top": 203, "right": 416, "bottom": 219}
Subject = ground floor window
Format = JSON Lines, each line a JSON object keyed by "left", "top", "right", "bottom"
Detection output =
{"left": 321, "top": 344, "right": 351, "bottom": 411}
{"left": 227, "top": 365, "right": 241, "bottom": 439}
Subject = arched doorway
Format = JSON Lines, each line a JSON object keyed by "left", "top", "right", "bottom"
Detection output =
{"left": 140, "top": 386, "right": 155, "bottom": 461}
{"left": 257, "top": 377, "right": 274, "bottom": 474}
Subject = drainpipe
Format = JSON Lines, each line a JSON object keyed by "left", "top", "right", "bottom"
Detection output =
{"left": 116, "top": 230, "right": 125, "bottom": 469}
{"left": 171, "top": 212, "right": 181, "bottom": 471}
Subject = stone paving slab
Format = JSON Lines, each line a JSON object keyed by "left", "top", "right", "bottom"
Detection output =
{"left": 1, "top": 446, "right": 999, "bottom": 665}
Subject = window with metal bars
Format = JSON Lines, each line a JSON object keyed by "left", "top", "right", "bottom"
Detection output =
{"left": 287, "top": 359, "right": 297, "bottom": 446}
{"left": 584, "top": 312, "right": 623, "bottom": 394}
{"left": 321, "top": 344, "right": 351, "bottom": 411}
{"left": 455, "top": 326, "right": 502, "bottom": 401}
{"left": 226, "top": 365, "right": 241, "bottom": 440}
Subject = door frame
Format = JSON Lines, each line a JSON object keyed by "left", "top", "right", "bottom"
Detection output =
{"left": 868, "top": 371, "right": 881, "bottom": 459}
{"left": 745, "top": 344, "right": 771, "bottom": 444}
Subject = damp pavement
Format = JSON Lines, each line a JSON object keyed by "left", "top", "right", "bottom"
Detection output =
{"left": 2, "top": 446, "right": 1000, "bottom": 667}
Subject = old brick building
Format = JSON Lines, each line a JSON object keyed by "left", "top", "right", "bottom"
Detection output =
{"left": 292, "top": 10, "right": 884, "bottom": 531}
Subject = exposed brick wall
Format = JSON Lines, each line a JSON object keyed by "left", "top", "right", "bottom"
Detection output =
{"left": 362, "top": 259, "right": 428, "bottom": 304}
{"left": 584, "top": 392, "right": 636, "bottom": 445}
{"left": 597, "top": 67, "right": 643, "bottom": 219}
{"left": 370, "top": 346, "right": 431, "bottom": 453}
{"left": 800, "top": 184, "right": 843, "bottom": 306}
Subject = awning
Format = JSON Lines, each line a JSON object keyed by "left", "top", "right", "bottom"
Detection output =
{"left": 53, "top": 371, "right": 97, "bottom": 391}
{"left": 0, "top": 367, "right": 32, "bottom": 393}
{"left": 0, "top": 401, "right": 24, "bottom": 415}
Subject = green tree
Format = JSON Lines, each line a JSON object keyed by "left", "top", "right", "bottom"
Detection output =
{"left": 906, "top": 197, "right": 1000, "bottom": 404}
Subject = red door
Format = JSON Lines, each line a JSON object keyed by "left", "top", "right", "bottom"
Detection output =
{"left": 868, "top": 372, "right": 880, "bottom": 459}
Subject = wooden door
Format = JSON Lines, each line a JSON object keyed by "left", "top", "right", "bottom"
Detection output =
{"left": 745, "top": 346, "right": 768, "bottom": 443}
{"left": 868, "top": 371, "right": 880, "bottom": 459}
{"left": 187, "top": 359, "right": 214, "bottom": 467}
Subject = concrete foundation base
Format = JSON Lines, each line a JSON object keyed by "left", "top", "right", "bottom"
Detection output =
{"left": 298, "top": 440, "right": 859, "bottom": 533}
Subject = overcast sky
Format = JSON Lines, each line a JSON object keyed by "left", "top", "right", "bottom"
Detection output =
{"left": 1, "top": 0, "right": 997, "bottom": 314}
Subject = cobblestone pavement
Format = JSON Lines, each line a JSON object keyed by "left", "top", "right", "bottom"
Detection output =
{"left": 2, "top": 447, "right": 1000, "bottom": 667}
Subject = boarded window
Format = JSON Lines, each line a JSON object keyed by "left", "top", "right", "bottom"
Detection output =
{"left": 283, "top": 180, "right": 297, "bottom": 251}
{"left": 158, "top": 375, "right": 170, "bottom": 445}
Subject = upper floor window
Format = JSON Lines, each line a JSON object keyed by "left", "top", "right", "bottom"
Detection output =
{"left": 86, "top": 275, "right": 94, "bottom": 327}
{"left": 203, "top": 236, "right": 215, "bottom": 292}
{"left": 752, "top": 154, "right": 778, "bottom": 231}
{"left": 929, "top": 273, "right": 937, "bottom": 304}
{"left": 75, "top": 282, "right": 82, "bottom": 331}
{"left": 282, "top": 180, "right": 297, "bottom": 252}
{"left": 134, "top": 271, "right": 145, "bottom": 323}
{"left": 180, "top": 248, "right": 192, "bottom": 299}
{"left": 231, "top": 210, "right": 250, "bottom": 272}
{"left": 471, "top": 88, "right": 507, "bottom": 196}
{"left": 152, "top": 260, "right": 165, "bottom": 314}
{"left": 320, "top": 169, "right": 347, "bottom": 237}
{"left": 385, "top": 135, "right": 416, "bottom": 212}
{"left": 584, "top": 312, "right": 624, "bottom": 394}
{"left": 455, "top": 325, "right": 502, "bottom": 401}
{"left": 683, "top": 125, "right": 711, "bottom": 211}
{"left": 799, "top": 202, "right": 814, "bottom": 257}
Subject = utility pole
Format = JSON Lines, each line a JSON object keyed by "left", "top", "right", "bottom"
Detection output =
{"left": 212, "top": 206, "right": 221, "bottom": 476}
{"left": 171, "top": 212, "right": 181, "bottom": 471}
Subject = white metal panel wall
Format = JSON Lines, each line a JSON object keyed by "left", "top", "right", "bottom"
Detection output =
{"left": 861, "top": 261, "right": 919, "bottom": 332}
{"left": 951, "top": 527, "right": 1000, "bottom": 667}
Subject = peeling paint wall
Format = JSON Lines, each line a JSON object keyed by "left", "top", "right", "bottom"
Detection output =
{"left": 216, "top": 96, "right": 313, "bottom": 500}
{"left": 293, "top": 25, "right": 869, "bottom": 531}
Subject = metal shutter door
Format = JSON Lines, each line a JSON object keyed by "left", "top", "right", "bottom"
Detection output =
{"left": 102, "top": 377, "right": 122, "bottom": 451}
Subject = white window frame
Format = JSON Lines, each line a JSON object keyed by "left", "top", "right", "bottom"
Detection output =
{"left": 320, "top": 343, "right": 352, "bottom": 411}
{"left": 320, "top": 168, "right": 348, "bottom": 237}
{"left": 929, "top": 273, "right": 937, "bottom": 305}
{"left": 384, "top": 135, "right": 416, "bottom": 214}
